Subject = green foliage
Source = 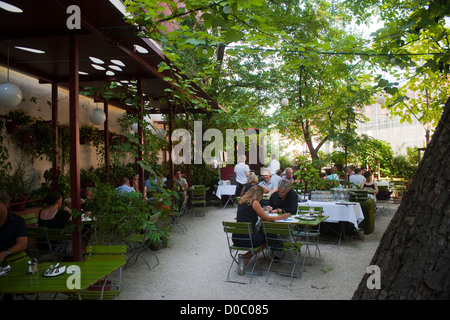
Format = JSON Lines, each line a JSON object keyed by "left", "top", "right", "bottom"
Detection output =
{"left": 0, "top": 161, "right": 38, "bottom": 202}
{"left": 347, "top": 0, "right": 449, "bottom": 134}
{"left": 391, "top": 155, "right": 417, "bottom": 181}
{"left": 6, "top": 109, "right": 33, "bottom": 125}
{"left": 86, "top": 183, "right": 159, "bottom": 245}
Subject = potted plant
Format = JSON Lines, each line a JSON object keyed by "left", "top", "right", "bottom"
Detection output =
{"left": 86, "top": 183, "right": 160, "bottom": 245}
{"left": 80, "top": 124, "right": 99, "bottom": 145}
{"left": 6, "top": 109, "right": 34, "bottom": 134}
{"left": 4, "top": 163, "right": 38, "bottom": 211}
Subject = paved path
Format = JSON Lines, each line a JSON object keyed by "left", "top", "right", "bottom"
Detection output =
{"left": 119, "top": 201, "right": 398, "bottom": 300}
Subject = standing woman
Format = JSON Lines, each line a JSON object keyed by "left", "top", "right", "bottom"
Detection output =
{"left": 233, "top": 185, "right": 290, "bottom": 274}
{"left": 38, "top": 191, "right": 72, "bottom": 229}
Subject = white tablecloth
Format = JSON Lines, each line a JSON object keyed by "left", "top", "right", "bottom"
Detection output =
{"left": 299, "top": 201, "right": 364, "bottom": 228}
{"left": 216, "top": 185, "right": 236, "bottom": 199}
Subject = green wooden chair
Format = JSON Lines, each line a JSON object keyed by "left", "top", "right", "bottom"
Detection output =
{"left": 296, "top": 206, "right": 323, "bottom": 261}
{"left": 261, "top": 221, "right": 306, "bottom": 287}
{"left": 27, "top": 226, "right": 73, "bottom": 262}
{"left": 222, "top": 221, "right": 265, "bottom": 284}
{"left": 66, "top": 245, "right": 127, "bottom": 300}
{"left": 125, "top": 213, "right": 161, "bottom": 270}
{"left": 171, "top": 195, "right": 188, "bottom": 234}
{"left": 22, "top": 213, "right": 38, "bottom": 227}
{"left": 190, "top": 187, "right": 209, "bottom": 217}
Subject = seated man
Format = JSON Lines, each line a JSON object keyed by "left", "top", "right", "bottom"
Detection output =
{"left": 267, "top": 179, "right": 298, "bottom": 215}
{"left": 350, "top": 168, "right": 365, "bottom": 186}
{"left": 258, "top": 168, "right": 276, "bottom": 194}
{"left": 282, "top": 167, "right": 295, "bottom": 185}
{"left": 0, "top": 191, "right": 28, "bottom": 263}
{"left": 270, "top": 169, "right": 283, "bottom": 187}
{"left": 115, "top": 177, "right": 136, "bottom": 193}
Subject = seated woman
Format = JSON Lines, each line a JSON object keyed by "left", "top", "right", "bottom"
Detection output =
{"left": 233, "top": 185, "right": 290, "bottom": 274}
{"left": 360, "top": 171, "right": 379, "bottom": 196}
{"left": 38, "top": 191, "right": 72, "bottom": 229}
{"left": 38, "top": 191, "right": 72, "bottom": 254}
{"left": 240, "top": 173, "right": 268, "bottom": 196}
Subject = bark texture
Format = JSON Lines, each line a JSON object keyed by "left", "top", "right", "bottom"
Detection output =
{"left": 352, "top": 97, "right": 450, "bottom": 300}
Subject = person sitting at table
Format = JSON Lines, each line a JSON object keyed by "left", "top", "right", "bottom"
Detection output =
{"left": 258, "top": 169, "right": 276, "bottom": 194}
{"left": 240, "top": 173, "right": 264, "bottom": 196}
{"left": 350, "top": 168, "right": 365, "bottom": 186}
{"left": 132, "top": 174, "right": 147, "bottom": 197}
{"left": 115, "top": 177, "right": 136, "bottom": 193}
{"left": 174, "top": 169, "right": 189, "bottom": 200}
{"left": 327, "top": 167, "right": 341, "bottom": 187}
{"left": 38, "top": 191, "right": 73, "bottom": 256}
{"left": 360, "top": 171, "right": 379, "bottom": 196}
{"left": 270, "top": 169, "right": 283, "bottom": 186}
{"left": 38, "top": 191, "right": 72, "bottom": 229}
{"left": 267, "top": 179, "right": 298, "bottom": 215}
{"left": 233, "top": 185, "right": 290, "bottom": 274}
{"left": 282, "top": 167, "right": 294, "bottom": 185}
{"left": 0, "top": 191, "right": 28, "bottom": 263}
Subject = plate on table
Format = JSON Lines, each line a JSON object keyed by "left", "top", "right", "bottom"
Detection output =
{"left": 297, "top": 215, "right": 316, "bottom": 221}
{"left": 42, "top": 265, "right": 67, "bottom": 277}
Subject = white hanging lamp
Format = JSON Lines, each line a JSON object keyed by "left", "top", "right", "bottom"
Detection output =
{"left": 281, "top": 98, "right": 289, "bottom": 106}
{"left": 376, "top": 95, "right": 386, "bottom": 105}
{"left": 89, "top": 102, "right": 106, "bottom": 125}
{"left": 0, "top": 44, "right": 22, "bottom": 109}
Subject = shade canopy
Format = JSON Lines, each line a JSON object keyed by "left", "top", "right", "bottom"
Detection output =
{"left": 0, "top": 0, "right": 224, "bottom": 114}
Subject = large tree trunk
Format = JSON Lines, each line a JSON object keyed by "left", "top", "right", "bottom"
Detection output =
{"left": 352, "top": 97, "right": 450, "bottom": 300}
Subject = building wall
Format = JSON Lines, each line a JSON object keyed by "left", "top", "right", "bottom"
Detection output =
{"left": 0, "top": 66, "right": 135, "bottom": 188}
{"left": 357, "top": 103, "right": 427, "bottom": 155}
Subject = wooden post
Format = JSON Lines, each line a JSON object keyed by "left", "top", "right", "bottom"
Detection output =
{"left": 69, "top": 34, "right": 82, "bottom": 262}
{"left": 136, "top": 80, "right": 145, "bottom": 193}
{"left": 51, "top": 82, "right": 59, "bottom": 191}
{"left": 103, "top": 100, "right": 110, "bottom": 183}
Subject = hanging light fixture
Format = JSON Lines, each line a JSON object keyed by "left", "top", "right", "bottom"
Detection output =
{"left": 0, "top": 43, "right": 22, "bottom": 109}
{"left": 131, "top": 123, "right": 139, "bottom": 134}
{"left": 156, "top": 128, "right": 166, "bottom": 138}
{"left": 376, "top": 95, "right": 386, "bottom": 105}
{"left": 89, "top": 102, "right": 106, "bottom": 125}
{"left": 281, "top": 98, "right": 289, "bottom": 106}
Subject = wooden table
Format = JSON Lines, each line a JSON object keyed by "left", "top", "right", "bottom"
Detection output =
{"left": 0, "top": 260, "right": 124, "bottom": 297}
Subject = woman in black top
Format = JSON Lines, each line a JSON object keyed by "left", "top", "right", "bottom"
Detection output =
{"left": 233, "top": 186, "right": 289, "bottom": 260}
{"left": 360, "top": 171, "right": 378, "bottom": 196}
{"left": 38, "top": 191, "right": 72, "bottom": 229}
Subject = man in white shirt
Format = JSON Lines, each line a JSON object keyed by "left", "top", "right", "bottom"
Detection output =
{"left": 267, "top": 155, "right": 280, "bottom": 175}
{"left": 234, "top": 155, "right": 250, "bottom": 196}
{"left": 349, "top": 168, "right": 365, "bottom": 186}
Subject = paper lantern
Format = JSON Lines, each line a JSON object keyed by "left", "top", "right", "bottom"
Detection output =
{"left": 156, "top": 128, "right": 166, "bottom": 138}
{"left": 281, "top": 98, "right": 289, "bottom": 106}
{"left": 131, "top": 123, "right": 139, "bottom": 134}
{"left": 89, "top": 108, "right": 106, "bottom": 125}
{"left": 0, "top": 82, "right": 22, "bottom": 108}
{"left": 376, "top": 96, "right": 386, "bottom": 105}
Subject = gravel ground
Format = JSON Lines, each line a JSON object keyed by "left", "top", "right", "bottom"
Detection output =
{"left": 119, "top": 200, "right": 399, "bottom": 300}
